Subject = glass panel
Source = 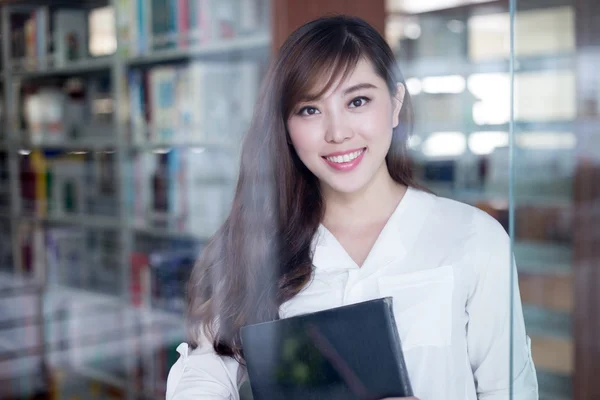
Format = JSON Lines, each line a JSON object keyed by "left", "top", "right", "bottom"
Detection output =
{"left": 512, "top": 0, "right": 583, "bottom": 398}
{"left": 387, "top": 0, "right": 600, "bottom": 397}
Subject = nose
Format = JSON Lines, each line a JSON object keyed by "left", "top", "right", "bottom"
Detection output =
{"left": 324, "top": 111, "right": 353, "bottom": 144}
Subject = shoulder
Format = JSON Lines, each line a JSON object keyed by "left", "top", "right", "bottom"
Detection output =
{"left": 410, "top": 188, "right": 510, "bottom": 271}
{"left": 417, "top": 188, "right": 508, "bottom": 243}
{"left": 166, "top": 342, "right": 243, "bottom": 400}
{"left": 415, "top": 190, "right": 512, "bottom": 292}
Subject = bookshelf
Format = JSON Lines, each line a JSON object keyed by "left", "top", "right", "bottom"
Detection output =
{"left": 0, "top": 1, "right": 388, "bottom": 399}
{"left": 0, "top": 0, "right": 271, "bottom": 399}
{"left": 11, "top": 55, "right": 114, "bottom": 78}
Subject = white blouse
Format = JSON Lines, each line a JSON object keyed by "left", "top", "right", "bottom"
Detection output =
{"left": 166, "top": 187, "right": 539, "bottom": 400}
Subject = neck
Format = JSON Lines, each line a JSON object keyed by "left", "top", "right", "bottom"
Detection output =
{"left": 321, "top": 164, "right": 407, "bottom": 229}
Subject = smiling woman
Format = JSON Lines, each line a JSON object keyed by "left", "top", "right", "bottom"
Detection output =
{"left": 287, "top": 59, "right": 405, "bottom": 193}
{"left": 167, "top": 15, "right": 539, "bottom": 400}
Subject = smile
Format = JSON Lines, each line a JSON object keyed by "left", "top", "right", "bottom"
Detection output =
{"left": 322, "top": 147, "right": 366, "bottom": 171}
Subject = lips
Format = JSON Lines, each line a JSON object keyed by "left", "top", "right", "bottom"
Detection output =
{"left": 322, "top": 147, "right": 366, "bottom": 172}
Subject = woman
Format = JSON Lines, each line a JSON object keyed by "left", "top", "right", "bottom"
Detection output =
{"left": 166, "top": 15, "right": 538, "bottom": 400}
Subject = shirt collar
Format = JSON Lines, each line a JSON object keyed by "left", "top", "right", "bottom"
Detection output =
{"left": 310, "top": 186, "right": 435, "bottom": 273}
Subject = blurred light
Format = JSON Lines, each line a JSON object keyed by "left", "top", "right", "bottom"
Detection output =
{"left": 468, "top": 131, "right": 509, "bottom": 155}
{"left": 468, "top": 73, "right": 511, "bottom": 125}
{"left": 422, "top": 132, "right": 466, "bottom": 157}
{"left": 89, "top": 6, "right": 116, "bottom": 56}
{"left": 191, "top": 147, "right": 206, "bottom": 154}
{"left": 153, "top": 148, "right": 171, "bottom": 154}
{"left": 386, "top": 18, "right": 405, "bottom": 47}
{"left": 408, "top": 135, "right": 422, "bottom": 149}
{"left": 405, "top": 78, "right": 422, "bottom": 95}
{"left": 93, "top": 98, "right": 114, "bottom": 114}
{"left": 468, "top": 13, "right": 509, "bottom": 32}
{"left": 422, "top": 75, "right": 466, "bottom": 94}
{"left": 387, "top": 0, "right": 496, "bottom": 14}
{"left": 18, "top": 149, "right": 31, "bottom": 155}
{"left": 473, "top": 101, "right": 510, "bottom": 125}
{"left": 516, "top": 132, "right": 576, "bottom": 149}
{"left": 404, "top": 23, "right": 422, "bottom": 39}
{"left": 69, "top": 151, "right": 88, "bottom": 155}
{"left": 468, "top": 73, "right": 510, "bottom": 100}
{"left": 489, "top": 199, "right": 510, "bottom": 210}
{"left": 447, "top": 20, "right": 465, "bottom": 33}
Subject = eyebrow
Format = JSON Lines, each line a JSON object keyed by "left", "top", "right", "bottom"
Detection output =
{"left": 298, "top": 82, "right": 378, "bottom": 105}
{"left": 342, "top": 83, "right": 378, "bottom": 96}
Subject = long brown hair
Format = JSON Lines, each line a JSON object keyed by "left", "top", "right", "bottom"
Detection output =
{"left": 186, "top": 15, "right": 422, "bottom": 362}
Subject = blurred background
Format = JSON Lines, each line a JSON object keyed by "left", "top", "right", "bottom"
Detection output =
{"left": 0, "top": 0, "right": 597, "bottom": 399}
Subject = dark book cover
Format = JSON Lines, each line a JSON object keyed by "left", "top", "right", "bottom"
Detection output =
{"left": 241, "top": 297, "right": 413, "bottom": 400}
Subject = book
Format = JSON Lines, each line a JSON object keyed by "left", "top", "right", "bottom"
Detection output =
{"left": 241, "top": 297, "right": 414, "bottom": 400}
{"left": 52, "top": 9, "right": 88, "bottom": 67}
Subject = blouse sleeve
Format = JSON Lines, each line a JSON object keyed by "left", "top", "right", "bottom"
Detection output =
{"left": 466, "top": 212, "right": 539, "bottom": 400}
{"left": 166, "top": 342, "right": 242, "bottom": 400}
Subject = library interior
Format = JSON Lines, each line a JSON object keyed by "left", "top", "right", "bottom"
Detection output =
{"left": 0, "top": 0, "right": 599, "bottom": 399}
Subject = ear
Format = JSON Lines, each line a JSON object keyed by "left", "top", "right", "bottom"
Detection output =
{"left": 392, "top": 82, "right": 406, "bottom": 129}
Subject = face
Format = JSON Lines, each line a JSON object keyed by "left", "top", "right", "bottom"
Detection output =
{"left": 287, "top": 58, "right": 405, "bottom": 196}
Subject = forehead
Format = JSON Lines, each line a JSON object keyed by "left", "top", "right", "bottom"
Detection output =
{"left": 308, "top": 58, "right": 382, "bottom": 99}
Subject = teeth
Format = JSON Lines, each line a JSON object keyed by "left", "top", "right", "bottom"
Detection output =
{"left": 326, "top": 149, "right": 364, "bottom": 164}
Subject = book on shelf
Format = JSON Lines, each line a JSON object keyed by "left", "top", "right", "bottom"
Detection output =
{"left": 52, "top": 9, "right": 88, "bottom": 67}
{"left": 20, "top": 75, "right": 114, "bottom": 146}
{"left": 130, "top": 236, "right": 201, "bottom": 315}
{"left": 130, "top": 146, "right": 237, "bottom": 237}
{"left": 128, "top": 59, "right": 261, "bottom": 145}
{"left": 18, "top": 150, "right": 118, "bottom": 220}
{"left": 14, "top": 220, "right": 122, "bottom": 293}
{"left": 13, "top": 227, "right": 199, "bottom": 319}
{"left": 118, "top": 0, "right": 267, "bottom": 56}
{"left": 0, "top": 151, "right": 11, "bottom": 214}
{"left": 10, "top": 9, "right": 48, "bottom": 70}
{"left": 9, "top": 5, "right": 100, "bottom": 71}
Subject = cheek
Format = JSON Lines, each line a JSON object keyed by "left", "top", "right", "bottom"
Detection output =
{"left": 357, "top": 105, "right": 394, "bottom": 142}
{"left": 288, "top": 120, "right": 323, "bottom": 158}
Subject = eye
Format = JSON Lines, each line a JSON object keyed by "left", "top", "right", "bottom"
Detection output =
{"left": 298, "top": 106, "right": 320, "bottom": 116}
{"left": 349, "top": 96, "right": 370, "bottom": 108}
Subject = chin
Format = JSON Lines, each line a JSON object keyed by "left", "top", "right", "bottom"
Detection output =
{"left": 321, "top": 175, "right": 372, "bottom": 195}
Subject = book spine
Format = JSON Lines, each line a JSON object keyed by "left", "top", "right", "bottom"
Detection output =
{"left": 128, "top": 0, "right": 139, "bottom": 55}
{"left": 177, "top": 0, "right": 189, "bottom": 48}
{"left": 239, "top": 0, "right": 260, "bottom": 34}
{"left": 137, "top": 0, "right": 149, "bottom": 54}
{"left": 197, "top": 0, "right": 211, "bottom": 44}
{"left": 188, "top": 0, "right": 198, "bottom": 45}
{"left": 384, "top": 297, "right": 414, "bottom": 397}
{"left": 116, "top": 0, "right": 135, "bottom": 56}
{"left": 36, "top": 7, "right": 49, "bottom": 69}
{"left": 128, "top": 69, "right": 144, "bottom": 144}
{"left": 168, "top": 149, "right": 181, "bottom": 228}
{"left": 151, "top": 0, "right": 167, "bottom": 50}
{"left": 146, "top": 152, "right": 157, "bottom": 221}
{"left": 188, "top": 62, "right": 205, "bottom": 142}
{"left": 168, "top": 0, "right": 179, "bottom": 48}
{"left": 24, "top": 13, "right": 36, "bottom": 68}
{"left": 148, "top": 68, "right": 161, "bottom": 142}
{"left": 30, "top": 150, "right": 47, "bottom": 217}
{"left": 52, "top": 10, "right": 87, "bottom": 66}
